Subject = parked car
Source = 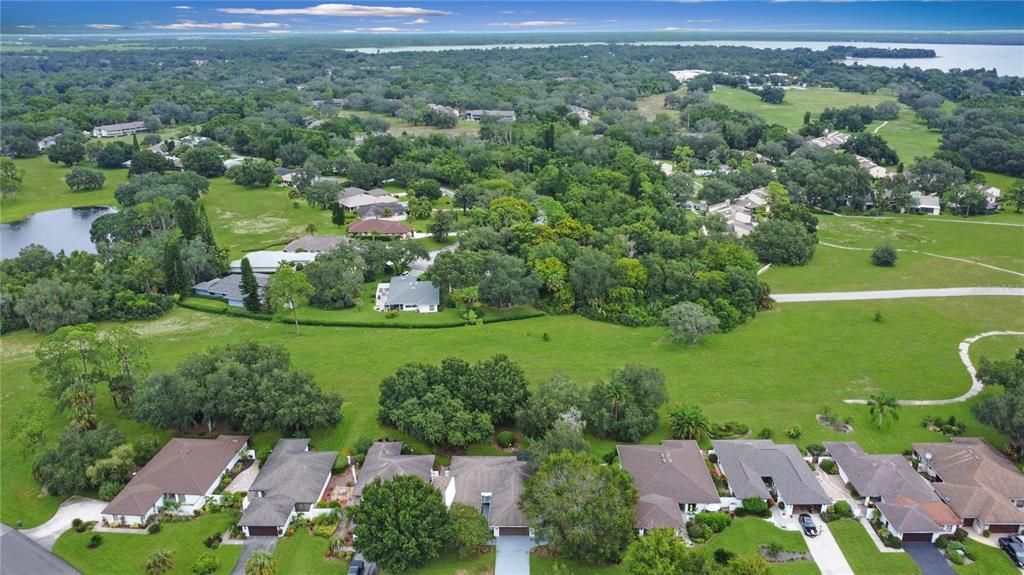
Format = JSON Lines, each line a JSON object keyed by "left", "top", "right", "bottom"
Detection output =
{"left": 348, "top": 559, "right": 365, "bottom": 575}
{"left": 998, "top": 536, "right": 1024, "bottom": 568}
{"left": 798, "top": 513, "right": 819, "bottom": 537}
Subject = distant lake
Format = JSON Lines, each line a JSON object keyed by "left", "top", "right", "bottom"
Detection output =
{"left": 347, "top": 41, "right": 1023, "bottom": 76}
{"left": 1, "top": 206, "right": 113, "bottom": 259}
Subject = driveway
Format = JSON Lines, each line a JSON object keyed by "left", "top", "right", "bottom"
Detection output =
{"left": 407, "top": 242, "right": 458, "bottom": 278}
{"left": 22, "top": 496, "right": 108, "bottom": 551}
{"left": 903, "top": 542, "right": 956, "bottom": 575}
{"left": 772, "top": 287, "right": 1024, "bottom": 303}
{"left": 230, "top": 536, "right": 278, "bottom": 575}
{"left": 495, "top": 535, "right": 535, "bottom": 575}
{"left": 802, "top": 520, "right": 854, "bottom": 575}
{"left": 224, "top": 461, "right": 259, "bottom": 493}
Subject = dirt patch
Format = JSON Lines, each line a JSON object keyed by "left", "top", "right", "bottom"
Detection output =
{"left": 760, "top": 547, "right": 812, "bottom": 563}
{"left": 229, "top": 216, "right": 291, "bottom": 234}
{"left": 816, "top": 414, "right": 854, "bottom": 433}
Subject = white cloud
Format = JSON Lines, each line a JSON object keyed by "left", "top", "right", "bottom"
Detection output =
{"left": 216, "top": 3, "right": 450, "bottom": 17}
{"left": 87, "top": 24, "right": 125, "bottom": 29}
{"left": 660, "top": 27, "right": 681, "bottom": 31}
{"left": 154, "top": 20, "right": 289, "bottom": 30}
{"left": 488, "top": 20, "right": 577, "bottom": 29}
{"left": 686, "top": 18, "right": 722, "bottom": 23}
{"left": 173, "top": 5, "right": 193, "bottom": 9}
{"left": 268, "top": 29, "right": 292, "bottom": 34}
{"left": 407, "top": 17, "right": 429, "bottom": 24}
{"left": 498, "top": 10, "right": 516, "bottom": 14}
{"left": 15, "top": 25, "right": 36, "bottom": 29}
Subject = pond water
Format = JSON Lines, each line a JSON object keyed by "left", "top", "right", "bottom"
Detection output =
{"left": 1, "top": 206, "right": 114, "bottom": 259}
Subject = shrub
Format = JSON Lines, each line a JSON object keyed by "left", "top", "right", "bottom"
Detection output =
{"left": 354, "top": 436, "right": 374, "bottom": 456}
{"left": 832, "top": 500, "right": 853, "bottom": 518}
{"left": 204, "top": 534, "right": 222, "bottom": 549}
{"left": 785, "top": 425, "right": 802, "bottom": 439}
{"left": 496, "top": 431, "right": 516, "bottom": 448}
{"left": 708, "top": 453, "right": 718, "bottom": 464}
{"left": 871, "top": 244, "right": 898, "bottom": 267}
{"left": 935, "top": 537, "right": 949, "bottom": 550}
{"left": 72, "top": 518, "right": 83, "bottom": 530}
{"left": 313, "top": 511, "right": 339, "bottom": 526}
{"left": 953, "top": 527, "right": 968, "bottom": 541}
{"left": 947, "top": 551, "right": 965, "bottom": 565}
{"left": 148, "top": 522, "right": 161, "bottom": 534}
{"left": 982, "top": 528, "right": 991, "bottom": 537}
{"left": 686, "top": 522, "right": 712, "bottom": 543}
{"left": 709, "top": 421, "right": 750, "bottom": 439}
{"left": 742, "top": 497, "right": 770, "bottom": 518}
{"left": 191, "top": 552, "right": 219, "bottom": 575}
{"left": 694, "top": 511, "right": 732, "bottom": 533}
{"left": 713, "top": 548, "right": 735, "bottom": 565}
{"left": 765, "top": 541, "right": 784, "bottom": 557}
{"left": 87, "top": 534, "right": 103, "bottom": 549}
{"left": 758, "top": 427, "right": 773, "bottom": 439}
{"left": 313, "top": 523, "right": 338, "bottom": 538}
{"left": 805, "top": 443, "right": 826, "bottom": 457}
{"left": 819, "top": 459, "right": 837, "bottom": 474}
{"left": 820, "top": 511, "right": 838, "bottom": 523}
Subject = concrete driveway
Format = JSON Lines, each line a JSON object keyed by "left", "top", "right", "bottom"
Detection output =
{"left": 802, "top": 519, "right": 854, "bottom": 575}
{"left": 230, "top": 536, "right": 278, "bottom": 575}
{"left": 495, "top": 535, "right": 535, "bottom": 575}
{"left": 903, "top": 542, "right": 956, "bottom": 575}
{"left": 22, "top": 496, "right": 108, "bottom": 551}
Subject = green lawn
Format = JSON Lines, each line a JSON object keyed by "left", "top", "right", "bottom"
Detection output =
{"left": 709, "top": 86, "right": 891, "bottom": 131}
{"left": 53, "top": 512, "right": 242, "bottom": 575}
{"left": 828, "top": 519, "right": 918, "bottom": 575}
{"left": 274, "top": 529, "right": 348, "bottom": 574}
{"left": 953, "top": 538, "right": 1022, "bottom": 575}
{"left": 1, "top": 156, "right": 126, "bottom": 223}
{"left": 4, "top": 296, "right": 1022, "bottom": 527}
{"left": 701, "top": 517, "right": 819, "bottom": 575}
{"left": 402, "top": 548, "right": 496, "bottom": 574}
{"left": 530, "top": 552, "right": 624, "bottom": 575}
{"left": 865, "top": 109, "right": 941, "bottom": 165}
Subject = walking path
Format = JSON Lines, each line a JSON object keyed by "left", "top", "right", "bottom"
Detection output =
{"left": 818, "top": 241, "right": 1024, "bottom": 279}
{"left": 22, "top": 496, "right": 107, "bottom": 551}
{"left": 803, "top": 522, "right": 854, "bottom": 575}
{"left": 872, "top": 121, "right": 888, "bottom": 134}
{"left": 819, "top": 211, "right": 1024, "bottom": 227}
{"left": 773, "top": 287, "right": 1024, "bottom": 303}
{"left": 844, "top": 330, "right": 1024, "bottom": 406}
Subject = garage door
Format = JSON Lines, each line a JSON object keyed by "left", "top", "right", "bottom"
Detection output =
{"left": 988, "top": 524, "right": 1020, "bottom": 533}
{"left": 498, "top": 527, "right": 531, "bottom": 536}
{"left": 902, "top": 532, "right": 933, "bottom": 542}
{"left": 248, "top": 526, "right": 279, "bottom": 537}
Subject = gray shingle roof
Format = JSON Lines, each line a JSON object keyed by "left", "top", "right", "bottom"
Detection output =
{"left": 825, "top": 442, "right": 938, "bottom": 502}
{"left": 356, "top": 203, "right": 406, "bottom": 219}
{"left": 385, "top": 276, "right": 439, "bottom": 308}
{"left": 712, "top": 440, "right": 830, "bottom": 506}
{"left": 617, "top": 440, "right": 719, "bottom": 529}
{"left": 283, "top": 236, "right": 347, "bottom": 253}
{"left": 241, "top": 439, "right": 336, "bottom": 527}
{"left": 354, "top": 442, "right": 434, "bottom": 499}
{"left": 0, "top": 524, "right": 80, "bottom": 575}
{"left": 449, "top": 456, "right": 529, "bottom": 528}
{"left": 192, "top": 273, "right": 269, "bottom": 301}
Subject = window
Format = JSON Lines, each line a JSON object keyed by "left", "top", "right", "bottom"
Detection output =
{"left": 295, "top": 503, "right": 311, "bottom": 512}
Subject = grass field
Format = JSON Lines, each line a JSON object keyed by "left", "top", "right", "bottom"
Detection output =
{"left": 705, "top": 517, "right": 818, "bottom": 575}
{"left": 0, "top": 156, "right": 125, "bottom": 223}
{"left": 273, "top": 530, "right": 348, "bottom": 574}
{"left": 828, "top": 520, "right": 918, "bottom": 575}
{"left": 405, "top": 548, "right": 496, "bottom": 574}
{"left": 953, "top": 538, "right": 1021, "bottom": 575}
{"left": 53, "top": 512, "right": 242, "bottom": 575}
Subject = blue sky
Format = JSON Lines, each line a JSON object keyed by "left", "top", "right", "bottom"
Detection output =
{"left": 3, "top": 1, "right": 1022, "bottom": 35}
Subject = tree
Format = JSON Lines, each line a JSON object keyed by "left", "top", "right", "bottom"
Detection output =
{"left": 586, "top": 365, "right": 667, "bottom": 442}
{"left": 244, "top": 551, "right": 275, "bottom": 575}
{"left": 33, "top": 425, "right": 125, "bottom": 496}
{"left": 129, "top": 149, "right": 174, "bottom": 176}
{"left": 515, "top": 374, "right": 586, "bottom": 438}
{"left": 161, "top": 240, "right": 189, "bottom": 296}
{"left": 348, "top": 475, "right": 452, "bottom": 573}
{"left": 871, "top": 244, "right": 898, "bottom": 267}
{"left": 623, "top": 529, "right": 711, "bottom": 575}
{"left": 428, "top": 210, "right": 455, "bottom": 243}
{"left": 746, "top": 219, "right": 817, "bottom": 265}
{"left": 227, "top": 158, "right": 275, "bottom": 187}
{"left": 448, "top": 503, "right": 492, "bottom": 558}
{"left": 976, "top": 352, "right": 1024, "bottom": 389}
{"left": 239, "top": 257, "right": 262, "bottom": 312}
{"left": 842, "top": 133, "right": 899, "bottom": 166}
{"left": 521, "top": 451, "right": 638, "bottom": 563}
{"left": 760, "top": 87, "right": 785, "bottom": 104}
{"left": 972, "top": 387, "right": 1023, "bottom": 453}
{"left": 181, "top": 147, "right": 225, "bottom": 178}
{"left": 906, "top": 158, "right": 965, "bottom": 196}
{"left": 264, "top": 265, "right": 314, "bottom": 334}
{"left": 410, "top": 178, "right": 442, "bottom": 201}
{"left": 662, "top": 302, "right": 720, "bottom": 344}
{"left": 144, "top": 549, "right": 175, "bottom": 575}
{"left": 478, "top": 252, "right": 541, "bottom": 308}
{"left": 302, "top": 181, "right": 341, "bottom": 210}
{"left": 47, "top": 133, "right": 86, "bottom": 167}
{"left": 391, "top": 386, "right": 493, "bottom": 450}
{"left": 867, "top": 392, "right": 900, "bottom": 428}
{"left": 6, "top": 399, "right": 48, "bottom": 461}
{"left": 15, "top": 279, "right": 95, "bottom": 334}
{"left": 304, "top": 246, "right": 364, "bottom": 309}
{"left": 96, "top": 141, "right": 134, "bottom": 168}
{"left": 409, "top": 196, "right": 434, "bottom": 220}
{"left": 1011, "top": 181, "right": 1024, "bottom": 214}
{"left": 0, "top": 157, "right": 24, "bottom": 197}
{"left": 669, "top": 404, "right": 712, "bottom": 442}
{"left": 86, "top": 443, "right": 135, "bottom": 487}
{"left": 526, "top": 418, "right": 590, "bottom": 471}
{"left": 728, "top": 556, "right": 773, "bottom": 575}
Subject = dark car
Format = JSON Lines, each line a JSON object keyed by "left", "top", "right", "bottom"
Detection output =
{"left": 798, "top": 513, "right": 819, "bottom": 537}
{"left": 998, "top": 536, "right": 1024, "bottom": 568}
{"left": 348, "top": 559, "right": 365, "bottom": 575}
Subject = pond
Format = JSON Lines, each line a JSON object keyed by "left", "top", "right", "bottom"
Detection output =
{"left": 1, "top": 206, "right": 114, "bottom": 259}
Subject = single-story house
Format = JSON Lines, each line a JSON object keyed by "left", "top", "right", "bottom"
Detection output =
{"left": 711, "top": 440, "right": 831, "bottom": 517}
{"left": 102, "top": 435, "right": 249, "bottom": 527}
{"left": 351, "top": 442, "right": 435, "bottom": 505}
{"left": 438, "top": 456, "right": 531, "bottom": 537}
{"left": 428, "top": 103, "right": 459, "bottom": 117}
{"left": 825, "top": 441, "right": 959, "bottom": 542}
{"left": 375, "top": 276, "right": 440, "bottom": 313}
{"left": 705, "top": 187, "right": 769, "bottom": 239}
{"left": 910, "top": 192, "right": 941, "bottom": 215}
{"left": 568, "top": 105, "right": 591, "bottom": 125}
{"left": 854, "top": 155, "right": 889, "bottom": 179}
{"left": 913, "top": 438, "right": 1024, "bottom": 534}
{"left": 617, "top": 440, "right": 721, "bottom": 534}
{"left": 192, "top": 273, "right": 269, "bottom": 307}
{"left": 239, "top": 439, "right": 336, "bottom": 537}
{"left": 809, "top": 130, "right": 850, "bottom": 150}
{"left": 229, "top": 251, "right": 318, "bottom": 274}
{"left": 347, "top": 219, "right": 414, "bottom": 238}
{"left": 274, "top": 167, "right": 295, "bottom": 184}
{"left": 0, "top": 524, "right": 80, "bottom": 575}
{"left": 356, "top": 203, "right": 406, "bottom": 220}
{"left": 462, "top": 109, "right": 516, "bottom": 122}
{"left": 340, "top": 193, "right": 400, "bottom": 211}
{"left": 339, "top": 186, "right": 368, "bottom": 199}
{"left": 283, "top": 235, "right": 347, "bottom": 253}
{"left": 92, "top": 121, "right": 146, "bottom": 138}
{"left": 36, "top": 135, "right": 59, "bottom": 151}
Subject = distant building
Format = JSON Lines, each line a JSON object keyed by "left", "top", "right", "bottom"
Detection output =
{"left": 283, "top": 235, "right": 347, "bottom": 253}
{"left": 854, "top": 155, "right": 889, "bottom": 179}
{"left": 192, "top": 273, "right": 270, "bottom": 307}
{"left": 375, "top": 275, "right": 440, "bottom": 313}
{"left": 92, "top": 121, "right": 147, "bottom": 138}
{"left": 428, "top": 103, "right": 459, "bottom": 117}
{"left": 568, "top": 105, "right": 591, "bottom": 125}
{"left": 439, "top": 456, "right": 531, "bottom": 537}
{"left": 809, "top": 130, "right": 850, "bottom": 150}
{"left": 356, "top": 203, "right": 407, "bottom": 220}
{"left": 462, "top": 109, "right": 516, "bottom": 122}
{"left": 339, "top": 193, "right": 401, "bottom": 211}
{"left": 229, "top": 251, "right": 318, "bottom": 274}
{"left": 705, "top": 187, "right": 769, "bottom": 238}
{"left": 36, "top": 135, "right": 59, "bottom": 151}
{"left": 348, "top": 219, "right": 414, "bottom": 238}
{"left": 274, "top": 167, "right": 295, "bottom": 184}
{"left": 910, "top": 192, "right": 941, "bottom": 216}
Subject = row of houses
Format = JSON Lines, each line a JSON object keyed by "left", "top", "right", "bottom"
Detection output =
{"left": 703, "top": 187, "right": 769, "bottom": 238}
{"left": 92, "top": 121, "right": 147, "bottom": 138}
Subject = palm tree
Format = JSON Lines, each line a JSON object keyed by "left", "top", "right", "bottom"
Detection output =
{"left": 868, "top": 393, "right": 901, "bottom": 429}
{"left": 669, "top": 404, "right": 712, "bottom": 442}
{"left": 245, "top": 550, "right": 277, "bottom": 575}
{"left": 143, "top": 549, "right": 174, "bottom": 575}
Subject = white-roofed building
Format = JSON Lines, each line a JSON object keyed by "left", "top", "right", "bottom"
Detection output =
{"left": 230, "top": 251, "right": 317, "bottom": 274}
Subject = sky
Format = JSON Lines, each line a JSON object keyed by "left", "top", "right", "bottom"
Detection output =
{"left": 2, "top": 1, "right": 1022, "bottom": 35}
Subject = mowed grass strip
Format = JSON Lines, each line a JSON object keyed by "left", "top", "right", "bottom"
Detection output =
{"left": 273, "top": 529, "right": 349, "bottom": 575}
{"left": 1, "top": 156, "right": 125, "bottom": 223}
{"left": 828, "top": 519, "right": 918, "bottom": 575}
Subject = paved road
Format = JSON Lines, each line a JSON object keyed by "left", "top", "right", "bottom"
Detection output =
{"left": 22, "top": 496, "right": 107, "bottom": 551}
{"left": 903, "top": 542, "right": 956, "bottom": 575}
{"left": 495, "top": 536, "right": 536, "bottom": 575}
{"left": 230, "top": 537, "right": 278, "bottom": 575}
{"left": 773, "top": 287, "right": 1024, "bottom": 303}
{"left": 803, "top": 521, "right": 854, "bottom": 575}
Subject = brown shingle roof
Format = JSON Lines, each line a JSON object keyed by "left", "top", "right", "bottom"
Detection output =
{"left": 825, "top": 442, "right": 938, "bottom": 502}
{"left": 449, "top": 456, "right": 529, "bottom": 529}
{"left": 347, "top": 219, "right": 413, "bottom": 236}
{"left": 353, "top": 442, "right": 434, "bottom": 499}
{"left": 102, "top": 435, "right": 247, "bottom": 517}
{"left": 617, "top": 441, "right": 718, "bottom": 529}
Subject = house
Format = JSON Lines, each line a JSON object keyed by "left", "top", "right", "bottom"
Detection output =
{"left": 462, "top": 109, "right": 517, "bottom": 122}
{"left": 825, "top": 442, "right": 958, "bottom": 542}
{"left": 978, "top": 185, "right": 1001, "bottom": 213}
{"left": 92, "top": 121, "right": 147, "bottom": 138}
{"left": 340, "top": 193, "right": 401, "bottom": 211}
{"left": 239, "top": 439, "right": 336, "bottom": 537}
{"left": 375, "top": 275, "right": 440, "bottom": 313}
{"left": 356, "top": 203, "right": 406, "bottom": 220}
{"left": 912, "top": 438, "right": 1024, "bottom": 534}
{"left": 339, "top": 186, "right": 368, "bottom": 199}
{"left": 617, "top": 441, "right": 721, "bottom": 534}
{"left": 568, "top": 105, "right": 591, "bottom": 125}
{"left": 711, "top": 440, "right": 831, "bottom": 517}
{"left": 229, "top": 251, "right": 317, "bottom": 274}
{"left": 351, "top": 442, "right": 435, "bottom": 505}
{"left": 705, "top": 187, "right": 769, "bottom": 238}
{"left": 809, "top": 130, "right": 850, "bottom": 150}
{"left": 36, "top": 135, "right": 59, "bottom": 151}
{"left": 274, "top": 167, "right": 295, "bottom": 184}
{"left": 428, "top": 103, "right": 459, "bottom": 117}
{"left": 101, "top": 435, "right": 249, "bottom": 527}
{"left": 854, "top": 155, "right": 889, "bottom": 179}
{"left": 911, "top": 192, "right": 941, "bottom": 215}
{"left": 283, "top": 235, "right": 347, "bottom": 253}
{"left": 438, "top": 456, "right": 531, "bottom": 537}
{"left": 0, "top": 524, "right": 80, "bottom": 575}
{"left": 347, "top": 219, "right": 414, "bottom": 238}
{"left": 192, "top": 273, "right": 269, "bottom": 307}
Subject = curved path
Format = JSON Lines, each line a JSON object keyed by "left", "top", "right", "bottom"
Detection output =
{"left": 818, "top": 241, "right": 1024, "bottom": 279}
{"left": 773, "top": 287, "right": 1024, "bottom": 303}
{"left": 22, "top": 496, "right": 107, "bottom": 551}
{"left": 843, "top": 330, "right": 1024, "bottom": 406}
